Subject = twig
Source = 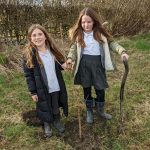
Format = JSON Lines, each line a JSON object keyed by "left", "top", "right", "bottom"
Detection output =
{"left": 78, "top": 107, "right": 82, "bottom": 139}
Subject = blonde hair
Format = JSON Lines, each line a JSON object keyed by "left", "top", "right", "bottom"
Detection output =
{"left": 69, "top": 7, "right": 112, "bottom": 47}
{"left": 23, "top": 24, "right": 65, "bottom": 68}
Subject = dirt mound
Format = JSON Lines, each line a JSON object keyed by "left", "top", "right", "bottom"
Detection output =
{"left": 22, "top": 109, "right": 42, "bottom": 127}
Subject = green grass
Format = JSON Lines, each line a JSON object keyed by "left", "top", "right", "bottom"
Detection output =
{"left": 0, "top": 33, "right": 150, "bottom": 150}
{"left": 119, "top": 33, "right": 150, "bottom": 52}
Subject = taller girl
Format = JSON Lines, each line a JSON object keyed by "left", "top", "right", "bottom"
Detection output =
{"left": 66, "top": 7, "right": 129, "bottom": 124}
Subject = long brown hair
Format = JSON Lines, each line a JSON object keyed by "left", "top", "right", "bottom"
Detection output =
{"left": 69, "top": 7, "right": 112, "bottom": 47}
{"left": 23, "top": 24, "right": 65, "bottom": 68}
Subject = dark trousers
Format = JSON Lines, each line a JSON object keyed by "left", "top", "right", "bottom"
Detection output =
{"left": 47, "top": 91, "right": 60, "bottom": 116}
{"left": 83, "top": 87, "right": 105, "bottom": 102}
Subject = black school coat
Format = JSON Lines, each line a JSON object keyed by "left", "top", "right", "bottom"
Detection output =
{"left": 23, "top": 49, "right": 68, "bottom": 123}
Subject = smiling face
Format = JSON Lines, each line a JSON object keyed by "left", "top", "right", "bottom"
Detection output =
{"left": 81, "top": 15, "right": 94, "bottom": 33}
{"left": 30, "top": 28, "right": 46, "bottom": 49}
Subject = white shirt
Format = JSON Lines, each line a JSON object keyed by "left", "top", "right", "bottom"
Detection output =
{"left": 83, "top": 31, "right": 101, "bottom": 55}
{"left": 38, "top": 49, "right": 60, "bottom": 93}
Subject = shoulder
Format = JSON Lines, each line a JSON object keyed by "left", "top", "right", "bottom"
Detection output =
{"left": 101, "top": 34, "right": 114, "bottom": 42}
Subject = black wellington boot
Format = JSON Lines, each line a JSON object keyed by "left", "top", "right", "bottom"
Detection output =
{"left": 44, "top": 122, "right": 52, "bottom": 137}
{"left": 53, "top": 114, "right": 65, "bottom": 133}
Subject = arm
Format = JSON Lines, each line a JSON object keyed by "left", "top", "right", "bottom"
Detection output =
{"left": 67, "top": 43, "right": 77, "bottom": 61}
{"left": 109, "top": 41, "right": 126, "bottom": 55}
{"left": 66, "top": 43, "right": 77, "bottom": 70}
{"left": 109, "top": 41, "right": 129, "bottom": 60}
{"left": 23, "top": 60, "right": 37, "bottom": 96}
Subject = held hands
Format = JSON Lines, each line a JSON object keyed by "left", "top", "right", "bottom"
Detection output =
{"left": 61, "top": 62, "right": 68, "bottom": 70}
{"left": 31, "top": 94, "right": 38, "bottom": 102}
{"left": 61, "top": 59, "right": 74, "bottom": 71}
{"left": 66, "top": 58, "right": 74, "bottom": 71}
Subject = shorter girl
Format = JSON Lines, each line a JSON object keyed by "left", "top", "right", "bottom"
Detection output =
{"left": 23, "top": 24, "right": 68, "bottom": 137}
{"left": 66, "top": 7, "right": 129, "bottom": 124}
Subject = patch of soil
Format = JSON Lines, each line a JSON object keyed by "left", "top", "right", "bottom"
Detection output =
{"left": 22, "top": 109, "right": 42, "bottom": 127}
{"left": 22, "top": 110, "right": 115, "bottom": 149}
{"left": 63, "top": 116, "right": 108, "bottom": 150}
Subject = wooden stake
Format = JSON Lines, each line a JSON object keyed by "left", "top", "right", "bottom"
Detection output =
{"left": 78, "top": 106, "right": 82, "bottom": 139}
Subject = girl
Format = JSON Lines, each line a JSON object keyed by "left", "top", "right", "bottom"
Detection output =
{"left": 66, "top": 7, "right": 129, "bottom": 124}
{"left": 23, "top": 24, "right": 68, "bottom": 137}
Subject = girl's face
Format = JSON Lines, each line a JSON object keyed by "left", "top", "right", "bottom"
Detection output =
{"left": 30, "top": 28, "right": 46, "bottom": 49}
{"left": 81, "top": 15, "right": 94, "bottom": 33}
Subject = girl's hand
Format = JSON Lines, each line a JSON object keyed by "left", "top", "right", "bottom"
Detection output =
{"left": 61, "top": 62, "right": 68, "bottom": 70}
{"left": 66, "top": 58, "right": 72, "bottom": 64}
{"left": 121, "top": 52, "right": 129, "bottom": 61}
{"left": 66, "top": 59, "right": 74, "bottom": 70}
{"left": 31, "top": 94, "right": 38, "bottom": 102}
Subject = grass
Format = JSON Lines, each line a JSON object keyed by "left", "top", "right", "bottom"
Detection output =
{"left": 118, "top": 32, "right": 150, "bottom": 52}
{"left": 0, "top": 33, "right": 150, "bottom": 150}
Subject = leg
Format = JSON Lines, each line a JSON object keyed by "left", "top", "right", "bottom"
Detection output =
{"left": 43, "top": 94, "right": 53, "bottom": 137}
{"left": 43, "top": 122, "right": 52, "bottom": 137}
{"left": 95, "top": 88, "right": 112, "bottom": 120}
{"left": 83, "top": 87, "right": 94, "bottom": 124}
{"left": 51, "top": 91, "right": 60, "bottom": 115}
{"left": 51, "top": 91, "right": 65, "bottom": 133}
{"left": 83, "top": 87, "right": 92, "bottom": 100}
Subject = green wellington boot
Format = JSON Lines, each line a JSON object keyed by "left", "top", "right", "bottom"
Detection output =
{"left": 85, "top": 99, "right": 94, "bottom": 124}
{"left": 96, "top": 102, "right": 112, "bottom": 120}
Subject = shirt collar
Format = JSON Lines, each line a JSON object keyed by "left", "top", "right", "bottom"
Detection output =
{"left": 38, "top": 49, "right": 49, "bottom": 55}
{"left": 83, "top": 31, "right": 93, "bottom": 37}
